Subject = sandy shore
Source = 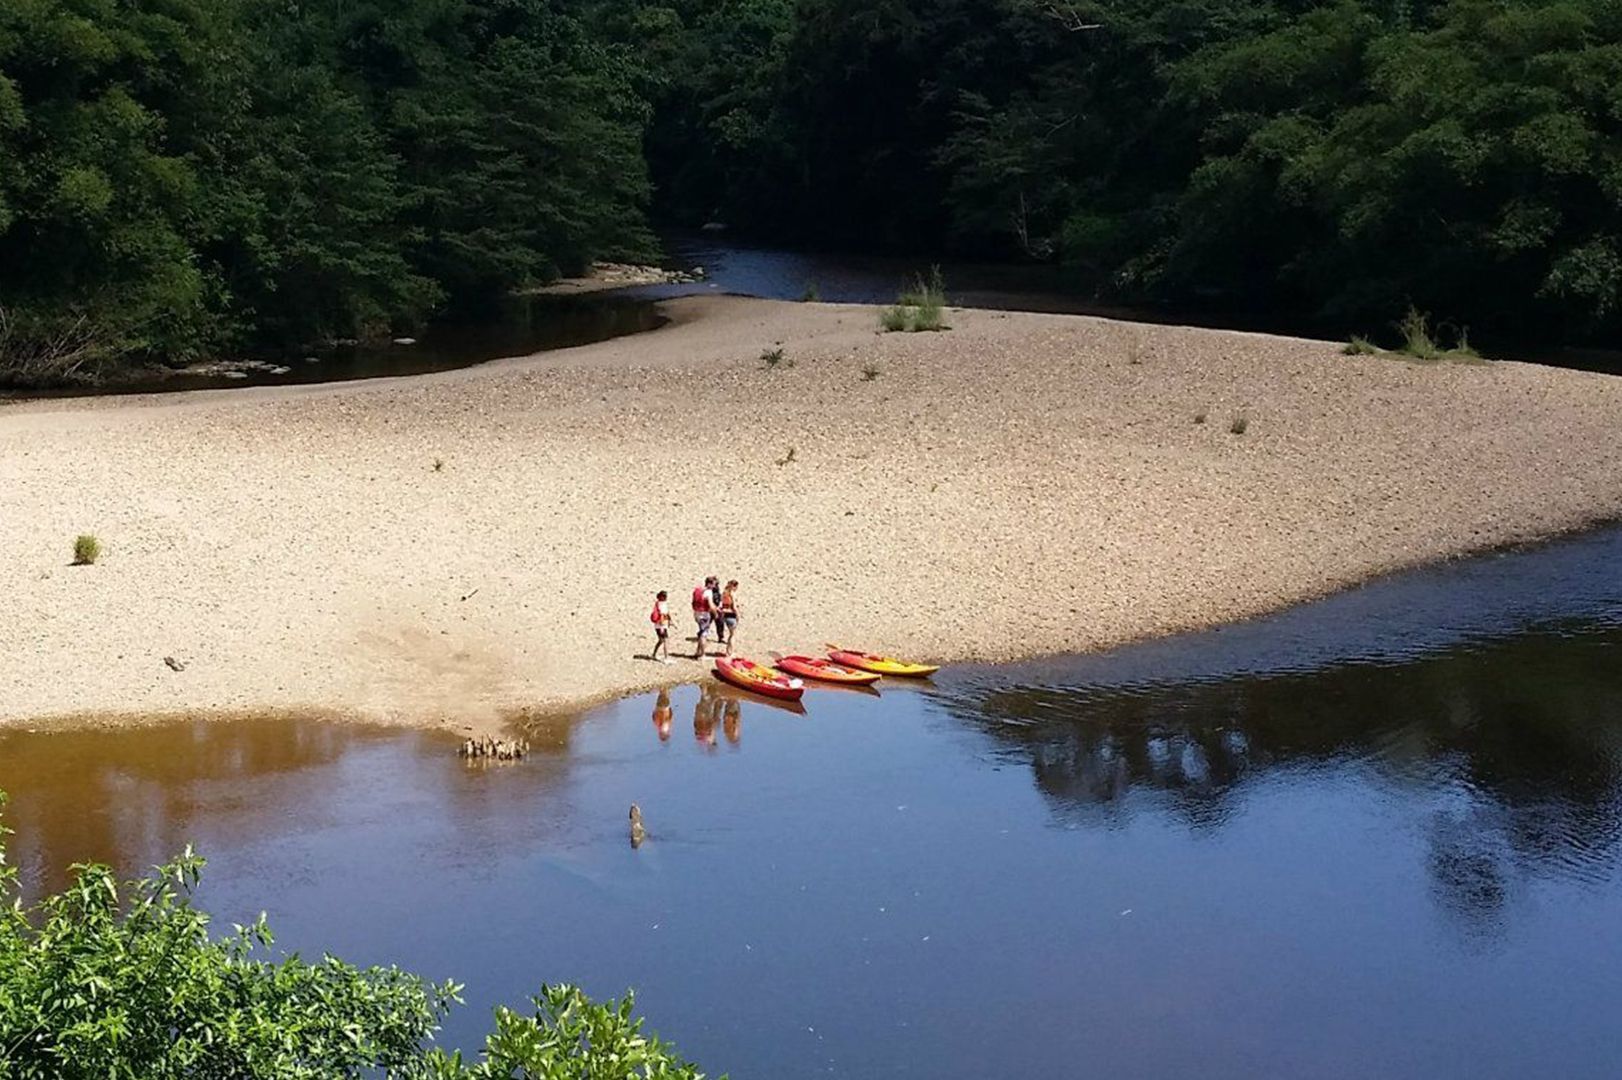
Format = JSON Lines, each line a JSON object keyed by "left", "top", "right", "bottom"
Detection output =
{"left": 5, "top": 295, "right": 1622, "bottom": 734}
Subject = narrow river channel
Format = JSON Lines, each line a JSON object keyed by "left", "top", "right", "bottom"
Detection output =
{"left": 4, "top": 527, "right": 1621, "bottom": 1079}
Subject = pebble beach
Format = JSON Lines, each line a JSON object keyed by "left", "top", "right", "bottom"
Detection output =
{"left": 5, "top": 295, "right": 1622, "bottom": 734}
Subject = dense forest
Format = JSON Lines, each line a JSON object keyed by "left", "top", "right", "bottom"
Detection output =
{"left": 2, "top": 0, "right": 1619, "bottom": 383}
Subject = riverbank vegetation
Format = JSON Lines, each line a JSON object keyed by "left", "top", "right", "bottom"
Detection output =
{"left": 0, "top": 800, "right": 711, "bottom": 1077}
{"left": 0, "top": 0, "right": 652, "bottom": 386}
{"left": 640, "top": 0, "right": 1622, "bottom": 349}
{"left": 3, "top": 0, "right": 1619, "bottom": 384}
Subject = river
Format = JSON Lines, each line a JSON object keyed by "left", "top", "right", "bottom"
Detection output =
{"left": 10, "top": 235, "right": 1620, "bottom": 398}
{"left": 4, "top": 526, "right": 1621, "bottom": 1078}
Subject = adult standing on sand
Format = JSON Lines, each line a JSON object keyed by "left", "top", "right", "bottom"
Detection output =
{"left": 692, "top": 576, "right": 719, "bottom": 658}
{"left": 720, "top": 580, "right": 740, "bottom": 654}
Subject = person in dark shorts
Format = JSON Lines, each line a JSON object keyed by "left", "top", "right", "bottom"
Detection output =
{"left": 720, "top": 579, "right": 740, "bottom": 654}
{"left": 692, "top": 576, "right": 718, "bottom": 658}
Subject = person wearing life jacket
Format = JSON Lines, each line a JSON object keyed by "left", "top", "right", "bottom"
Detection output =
{"left": 692, "top": 576, "right": 719, "bottom": 658}
{"left": 650, "top": 590, "right": 673, "bottom": 664}
{"left": 719, "top": 579, "right": 740, "bottom": 654}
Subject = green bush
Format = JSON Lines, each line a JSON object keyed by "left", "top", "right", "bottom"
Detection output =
{"left": 72, "top": 535, "right": 100, "bottom": 565}
{"left": 1343, "top": 336, "right": 1379, "bottom": 356}
{"left": 0, "top": 795, "right": 716, "bottom": 1078}
{"left": 761, "top": 346, "right": 786, "bottom": 368}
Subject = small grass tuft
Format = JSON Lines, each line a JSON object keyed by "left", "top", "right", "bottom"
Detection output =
{"left": 1229, "top": 415, "right": 1249, "bottom": 435}
{"left": 879, "top": 266, "right": 949, "bottom": 332}
{"left": 73, "top": 534, "right": 101, "bottom": 565}
{"left": 801, "top": 281, "right": 820, "bottom": 302}
{"left": 1392, "top": 307, "right": 1484, "bottom": 363}
{"left": 1193, "top": 411, "right": 1207, "bottom": 425}
{"left": 879, "top": 305, "right": 910, "bottom": 332}
{"left": 861, "top": 362, "right": 882, "bottom": 381}
{"left": 1397, "top": 306, "right": 1439, "bottom": 359}
{"left": 432, "top": 457, "right": 445, "bottom": 472}
{"left": 1349, "top": 309, "right": 1486, "bottom": 364}
{"left": 1452, "top": 328, "right": 1481, "bottom": 360}
{"left": 776, "top": 445, "right": 797, "bottom": 466}
{"left": 761, "top": 346, "right": 787, "bottom": 369}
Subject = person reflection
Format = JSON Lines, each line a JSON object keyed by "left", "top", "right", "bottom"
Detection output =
{"left": 652, "top": 689, "right": 672, "bottom": 743}
{"left": 723, "top": 699, "right": 742, "bottom": 746}
{"left": 694, "top": 684, "right": 720, "bottom": 749}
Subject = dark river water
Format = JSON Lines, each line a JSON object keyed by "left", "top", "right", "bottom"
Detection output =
{"left": 4, "top": 527, "right": 1622, "bottom": 1078}
{"left": 9, "top": 235, "right": 1618, "bottom": 397}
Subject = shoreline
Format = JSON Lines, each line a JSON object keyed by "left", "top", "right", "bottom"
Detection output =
{"left": 12, "top": 516, "right": 1619, "bottom": 738}
{"left": 6, "top": 295, "right": 1622, "bottom": 736}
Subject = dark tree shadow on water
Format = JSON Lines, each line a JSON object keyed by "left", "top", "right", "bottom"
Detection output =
{"left": 940, "top": 626, "right": 1622, "bottom": 939}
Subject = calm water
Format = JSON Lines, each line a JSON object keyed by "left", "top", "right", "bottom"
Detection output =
{"left": 3, "top": 292, "right": 668, "bottom": 398}
{"left": 12, "top": 236, "right": 1619, "bottom": 396}
{"left": 4, "top": 528, "right": 1622, "bottom": 1078}
{"left": 638, "top": 234, "right": 1622, "bottom": 374}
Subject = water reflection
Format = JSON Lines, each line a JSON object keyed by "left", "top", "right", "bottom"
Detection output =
{"left": 5, "top": 293, "right": 668, "bottom": 398}
{"left": 0, "top": 714, "right": 587, "bottom": 898}
{"left": 3, "top": 530, "right": 1622, "bottom": 1078}
{"left": 694, "top": 684, "right": 721, "bottom": 750}
{"left": 652, "top": 689, "right": 673, "bottom": 742}
{"left": 944, "top": 624, "right": 1622, "bottom": 930}
{"left": 0, "top": 717, "right": 362, "bottom": 893}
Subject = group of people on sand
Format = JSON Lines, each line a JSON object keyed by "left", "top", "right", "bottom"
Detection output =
{"left": 649, "top": 576, "right": 740, "bottom": 664}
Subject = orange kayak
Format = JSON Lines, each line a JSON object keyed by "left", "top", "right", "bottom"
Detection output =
{"left": 825, "top": 645, "right": 939, "bottom": 678}
{"left": 714, "top": 656, "right": 805, "bottom": 702}
{"left": 774, "top": 654, "right": 881, "bottom": 686}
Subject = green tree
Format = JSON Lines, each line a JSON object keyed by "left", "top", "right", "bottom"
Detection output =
{"left": 0, "top": 0, "right": 238, "bottom": 375}
{"left": 0, "top": 795, "right": 715, "bottom": 1078}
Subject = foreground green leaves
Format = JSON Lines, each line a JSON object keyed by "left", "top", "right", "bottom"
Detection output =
{"left": 0, "top": 796, "right": 714, "bottom": 1078}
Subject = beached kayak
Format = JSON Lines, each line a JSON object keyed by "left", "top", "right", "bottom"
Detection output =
{"left": 774, "top": 654, "right": 882, "bottom": 686}
{"left": 714, "top": 656, "right": 805, "bottom": 701}
{"left": 825, "top": 645, "right": 940, "bottom": 678}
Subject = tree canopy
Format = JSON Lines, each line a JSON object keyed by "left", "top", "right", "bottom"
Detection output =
{"left": 0, "top": 0, "right": 652, "bottom": 384}
{"left": 3, "top": 0, "right": 1619, "bottom": 384}
{"left": 631, "top": 0, "right": 1622, "bottom": 344}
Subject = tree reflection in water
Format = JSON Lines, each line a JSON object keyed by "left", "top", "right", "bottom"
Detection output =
{"left": 944, "top": 626, "right": 1622, "bottom": 933}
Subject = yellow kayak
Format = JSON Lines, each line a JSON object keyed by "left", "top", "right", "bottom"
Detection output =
{"left": 826, "top": 645, "right": 940, "bottom": 678}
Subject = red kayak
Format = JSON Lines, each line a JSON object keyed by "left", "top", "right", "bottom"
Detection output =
{"left": 714, "top": 656, "right": 805, "bottom": 702}
{"left": 773, "top": 654, "right": 881, "bottom": 686}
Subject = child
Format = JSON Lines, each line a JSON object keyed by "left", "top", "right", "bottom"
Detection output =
{"left": 650, "top": 590, "right": 673, "bottom": 663}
